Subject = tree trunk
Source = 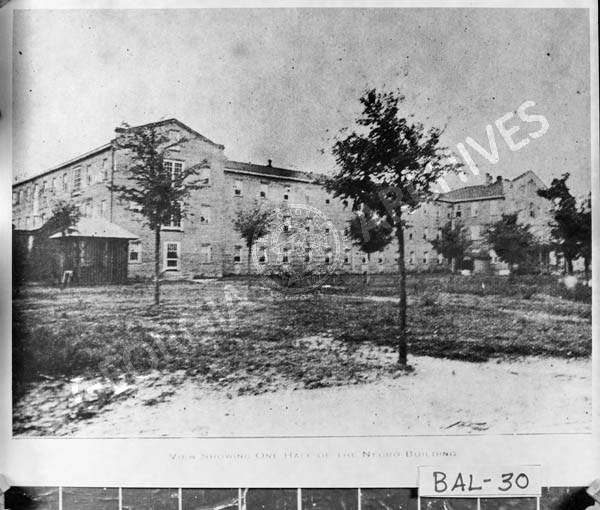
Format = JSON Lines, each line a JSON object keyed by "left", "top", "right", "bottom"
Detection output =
{"left": 566, "top": 258, "right": 573, "bottom": 275}
{"left": 366, "top": 253, "right": 371, "bottom": 285}
{"left": 451, "top": 257, "right": 456, "bottom": 273}
{"left": 396, "top": 226, "right": 408, "bottom": 367}
{"left": 247, "top": 245, "right": 253, "bottom": 275}
{"left": 154, "top": 227, "right": 160, "bottom": 306}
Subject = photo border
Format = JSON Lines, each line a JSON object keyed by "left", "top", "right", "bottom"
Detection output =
{"left": 0, "top": 0, "right": 598, "bottom": 488}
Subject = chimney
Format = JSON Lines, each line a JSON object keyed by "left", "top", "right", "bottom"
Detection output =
{"left": 496, "top": 175, "right": 503, "bottom": 184}
{"left": 485, "top": 173, "right": 493, "bottom": 184}
{"left": 267, "top": 159, "right": 272, "bottom": 167}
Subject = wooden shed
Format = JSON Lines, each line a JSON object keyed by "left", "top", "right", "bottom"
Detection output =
{"left": 48, "top": 218, "right": 139, "bottom": 285}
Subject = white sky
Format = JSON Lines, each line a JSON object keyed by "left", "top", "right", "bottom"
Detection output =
{"left": 13, "top": 8, "right": 591, "bottom": 196}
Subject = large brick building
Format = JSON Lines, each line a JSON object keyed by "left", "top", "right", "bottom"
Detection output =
{"left": 12, "top": 119, "right": 553, "bottom": 280}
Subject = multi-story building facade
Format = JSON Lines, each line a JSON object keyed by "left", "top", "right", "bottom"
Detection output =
{"left": 12, "top": 119, "right": 553, "bottom": 280}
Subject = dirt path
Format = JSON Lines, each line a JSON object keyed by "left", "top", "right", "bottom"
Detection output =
{"left": 61, "top": 354, "right": 590, "bottom": 437}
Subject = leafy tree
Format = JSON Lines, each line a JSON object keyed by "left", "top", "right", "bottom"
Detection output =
{"left": 24, "top": 201, "right": 82, "bottom": 285}
{"left": 536, "top": 173, "right": 583, "bottom": 274}
{"left": 326, "top": 88, "right": 461, "bottom": 366}
{"left": 347, "top": 210, "right": 394, "bottom": 284}
{"left": 430, "top": 219, "right": 472, "bottom": 272}
{"left": 486, "top": 213, "right": 535, "bottom": 272}
{"left": 110, "top": 123, "right": 208, "bottom": 305}
{"left": 45, "top": 200, "right": 82, "bottom": 237}
{"left": 232, "top": 200, "right": 276, "bottom": 274}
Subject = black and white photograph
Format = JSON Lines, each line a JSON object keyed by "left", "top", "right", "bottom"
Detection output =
{"left": 8, "top": 6, "right": 594, "bottom": 442}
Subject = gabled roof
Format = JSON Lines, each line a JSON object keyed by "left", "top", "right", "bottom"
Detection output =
{"left": 116, "top": 118, "right": 224, "bottom": 150}
{"left": 13, "top": 143, "right": 112, "bottom": 188}
{"left": 48, "top": 217, "right": 139, "bottom": 239}
{"left": 437, "top": 181, "right": 505, "bottom": 203}
{"left": 224, "top": 160, "right": 318, "bottom": 183}
{"left": 13, "top": 118, "right": 224, "bottom": 188}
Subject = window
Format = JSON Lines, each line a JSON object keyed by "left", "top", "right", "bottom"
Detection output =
{"left": 409, "top": 232, "right": 413, "bottom": 240}
{"left": 423, "top": 228, "right": 428, "bottom": 240}
{"left": 73, "top": 167, "right": 81, "bottom": 191}
{"left": 164, "top": 159, "right": 183, "bottom": 186}
{"left": 164, "top": 202, "right": 182, "bottom": 229}
{"left": 32, "top": 184, "right": 39, "bottom": 215}
{"left": 102, "top": 159, "right": 109, "bottom": 182}
{"left": 260, "top": 183, "right": 268, "bottom": 199}
{"left": 471, "top": 203, "right": 479, "bottom": 216}
{"left": 84, "top": 200, "right": 93, "bottom": 217}
{"left": 12, "top": 191, "right": 17, "bottom": 205}
{"left": 283, "top": 216, "right": 291, "bottom": 233}
{"left": 282, "top": 247, "right": 289, "bottom": 263}
{"left": 63, "top": 172, "right": 68, "bottom": 192}
{"left": 409, "top": 251, "right": 415, "bottom": 264}
{"left": 200, "top": 245, "right": 212, "bottom": 264}
{"left": 128, "top": 241, "right": 142, "bottom": 263}
{"left": 455, "top": 205, "right": 462, "bottom": 218}
{"left": 344, "top": 248, "right": 351, "bottom": 265}
{"left": 18, "top": 190, "right": 23, "bottom": 204}
{"left": 234, "top": 179, "right": 243, "bottom": 196}
{"left": 86, "top": 165, "right": 92, "bottom": 186}
{"left": 529, "top": 203, "right": 536, "bottom": 218}
{"left": 200, "top": 205, "right": 211, "bottom": 224}
{"left": 305, "top": 218, "right": 312, "bottom": 232}
{"left": 258, "top": 246, "right": 267, "bottom": 264}
{"left": 342, "top": 200, "right": 348, "bottom": 207}
{"left": 41, "top": 181, "right": 47, "bottom": 194}
{"left": 164, "top": 242, "right": 180, "bottom": 271}
{"left": 233, "top": 246, "right": 242, "bottom": 263}
{"left": 423, "top": 251, "right": 429, "bottom": 264}
{"left": 52, "top": 177, "right": 56, "bottom": 191}
{"left": 325, "top": 249, "right": 333, "bottom": 265}
{"left": 470, "top": 225, "right": 480, "bottom": 240}
{"left": 304, "top": 247, "right": 311, "bottom": 263}
{"left": 378, "top": 257, "right": 384, "bottom": 265}
{"left": 283, "top": 186, "right": 290, "bottom": 201}
{"left": 325, "top": 198, "right": 330, "bottom": 204}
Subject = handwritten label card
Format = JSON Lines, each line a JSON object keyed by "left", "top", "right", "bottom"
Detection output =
{"left": 419, "top": 466, "right": 541, "bottom": 498}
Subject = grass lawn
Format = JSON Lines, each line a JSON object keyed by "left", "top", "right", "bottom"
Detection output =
{"left": 13, "top": 274, "right": 591, "bottom": 403}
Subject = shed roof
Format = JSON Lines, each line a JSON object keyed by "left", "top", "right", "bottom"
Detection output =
{"left": 437, "top": 181, "right": 505, "bottom": 203}
{"left": 49, "top": 217, "right": 139, "bottom": 239}
{"left": 224, "top": 160, "right": 319, "bottom": 183}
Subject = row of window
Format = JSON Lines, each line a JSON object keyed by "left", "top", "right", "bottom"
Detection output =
{"left": 232, "top": 178, "right": 339, "bottom": 206}
{"left": 13, "top": 159, "right": 111, "bottom": 207}
{"left": 128, "top": 242, "right": 446, "bottom": 271}
{"left": 14, "top": 199, "right": 110, "bottom": 230}
{"left": 128, "top": 241, "right": 212, "bottom": 270}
